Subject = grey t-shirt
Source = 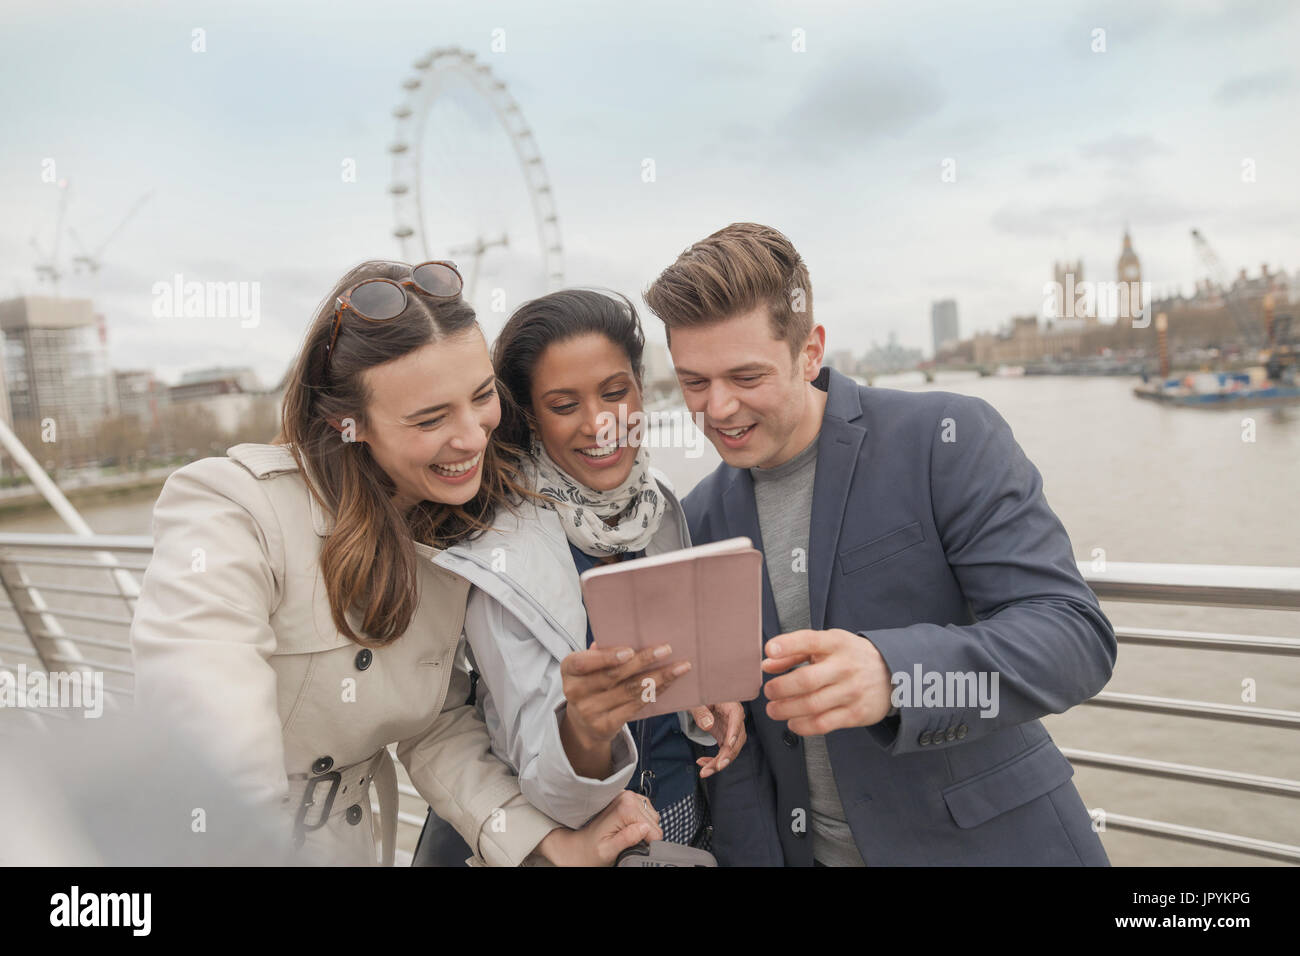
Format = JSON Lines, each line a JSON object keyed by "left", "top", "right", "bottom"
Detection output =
{"left": 750, "top": 435, "right": 866, "bottom": 867}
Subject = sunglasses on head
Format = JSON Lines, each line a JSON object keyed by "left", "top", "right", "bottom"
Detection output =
{"left": 323, "top": 260, "right": 464, "bottom": 375}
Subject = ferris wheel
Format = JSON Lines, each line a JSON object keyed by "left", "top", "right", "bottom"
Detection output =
{"left": 389, "top": 46, "right": 564, "bottom": 325}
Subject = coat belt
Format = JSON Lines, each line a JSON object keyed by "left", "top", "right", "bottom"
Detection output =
{"left": 287, "top": 748, "right": 398, "bottom": 866}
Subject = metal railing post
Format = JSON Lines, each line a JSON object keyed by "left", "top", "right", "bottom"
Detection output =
{"left": 0, "top": 419, "right": 142, "bottom": 616}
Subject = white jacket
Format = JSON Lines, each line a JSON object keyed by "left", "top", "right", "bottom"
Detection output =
{"left": 129, "top": 443, "right": 561, "bottom": 866}
{"left": 432, "top": 468, "right": 709, "bottom": 830}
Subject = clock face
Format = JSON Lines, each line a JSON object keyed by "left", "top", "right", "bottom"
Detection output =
{"left": 1122, "top": 265, "right": 1139, "bottom": 281}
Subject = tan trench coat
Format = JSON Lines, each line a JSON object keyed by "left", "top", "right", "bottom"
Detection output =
{"left": 129, "top": 442, "right": 561, "bottom": 865}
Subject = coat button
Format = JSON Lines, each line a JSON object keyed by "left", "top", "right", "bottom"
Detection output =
{"left": 312, "top": 756, "right": 333, "bottom": 774}
{"left": 783, "top": 729, "right": 799, "bottom": 747}
{"left": 918, "top": 731, "right": 932, "bottom": 746}
{"left": 355, "top": 649, "right": 372, "bottom": 671}
{"left": 956, "top": 724, "right": 968, "bottom": 739}
{"left": 345, "top": 804, "right": 363, "bottom": 825}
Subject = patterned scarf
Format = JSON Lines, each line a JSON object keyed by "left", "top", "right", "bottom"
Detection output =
{"left": 528, "top": 437, "right": 665, "bottom": 557}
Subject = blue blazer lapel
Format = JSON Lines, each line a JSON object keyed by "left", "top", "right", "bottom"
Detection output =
{"left": 721, "top": 468, "right": 782, "bottom": 642}
{"left": 809, "top": 369, "right": 868, "bottom": 631}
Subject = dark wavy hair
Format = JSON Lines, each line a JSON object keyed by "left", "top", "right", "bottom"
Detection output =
{"left": 492, "top": 289, "right": 646, "bottom": 451}
{"left": 274, "top": 260, "right": 532, "bottom": 648}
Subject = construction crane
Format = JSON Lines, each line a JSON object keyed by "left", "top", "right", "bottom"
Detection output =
{"left": 1189, "top": 228, "right": 1264, "bottom": 348}
{"left": 30, "top": 179, "right": 72, "bottom": 294}
{"left": 69, "top": 190, "right": 154, "bottom": 274}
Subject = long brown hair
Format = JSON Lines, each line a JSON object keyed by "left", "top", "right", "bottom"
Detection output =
{"left": 276, "top": 260, "right": 532, "bottom": 648}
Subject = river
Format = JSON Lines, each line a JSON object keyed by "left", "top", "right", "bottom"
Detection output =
{"left": 3, "top": 371, "right": 1296, "bottom": 865}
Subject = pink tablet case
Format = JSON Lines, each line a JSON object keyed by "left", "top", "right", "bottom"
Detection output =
{"left": 578, "top": 538, "right": 764, "bottom": 719}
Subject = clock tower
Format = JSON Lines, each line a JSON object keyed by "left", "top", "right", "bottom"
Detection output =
{"left": 1117, "top": 227, "right": 1142, "bottom": 322}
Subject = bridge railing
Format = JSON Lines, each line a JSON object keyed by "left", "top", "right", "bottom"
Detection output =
{"left": 0, "top": 533, "right": 1295, "bottom": 864}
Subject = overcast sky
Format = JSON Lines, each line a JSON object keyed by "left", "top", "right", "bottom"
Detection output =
{"left": 2, "top": 0, "right": 1296, "bottom": 386}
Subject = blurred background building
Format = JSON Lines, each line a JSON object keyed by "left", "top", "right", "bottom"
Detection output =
{"left": 168, "top": 366, "right": 264, "bottom": 434}
{"left": 931, "top": 299, "right": 959, "bottom": 358}
{"left": 0, "top": 296, "right": 117, "bottom": 441}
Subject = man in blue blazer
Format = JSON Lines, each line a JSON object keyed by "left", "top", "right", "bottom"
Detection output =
{"left": 643, "top": 223, "right": 1115, "bottom": 866}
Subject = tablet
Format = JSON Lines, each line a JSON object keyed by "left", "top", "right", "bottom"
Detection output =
{"left": 578, "top": 537, "right": 764, "bottom": 719}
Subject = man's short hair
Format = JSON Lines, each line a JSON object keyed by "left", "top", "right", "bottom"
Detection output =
{"left": 643, "top": 222, "right": 813, "bottom": 358}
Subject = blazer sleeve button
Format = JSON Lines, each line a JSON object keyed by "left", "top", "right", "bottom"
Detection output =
{"left": 918, "top": 731, "right": 932, "bottom": 746}
{"left": 956, "top": 724, "right": 968, "bottom": 739}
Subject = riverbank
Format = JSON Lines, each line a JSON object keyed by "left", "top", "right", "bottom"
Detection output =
{"left": 0, "top": 468, "right": 174, "bottom": 520}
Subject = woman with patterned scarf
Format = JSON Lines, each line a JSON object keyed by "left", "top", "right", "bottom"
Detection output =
{"left": 414, "top": 289, "right": 746, "bottom": 863}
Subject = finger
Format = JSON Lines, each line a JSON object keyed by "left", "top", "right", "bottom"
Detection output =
{"left": 604, "top": 643, "right": 675, "bottom": 687}
{"left": 608, "top": 795, "right": 663, "bottom": 841}
{"left": 640, "top": 796, "right": 661, "bottom": 830}
{"left": 718, "top": 705, "right": 743, "bottom": 750}
{"left": 603, "top": 660, "right": 692, "bottom": 715}
{"left": 691, "top": 705, "right": 715, "bottom": 731}
{"left": 607, "top": 793, "right": 663, "bottom": 839}
{"left": 732, "top": 724, "right": 748, "bottom": 758}
{"left": 765, "top": 629, "right": 838, "bottom": 661}
{"left": 765, "top": 680, "right": 855, "bottom": 722}
{"left": 701, "top": 705, "right": 725, "bottom": 744}
{"left": 714, "top": 713, "right": 745, "bottom": 765}
{"left": 786, "top": 705, "right": 859, "bottom": 737}
{"left": 704, "top": 713, "right": 737, "bottom": 765}
{"left": 762, "top": 659, "right": 841, "bottom": 701}
{"left": 609, "top": 788, "right": 660, "bottom": 823}
{"left": 573, "top": 661, "right": 692, "bottom": 742}
{"left": 761, "top": 653, "right": 811, "bottom": 675}
{"left": 562, "top": 646, "right": 637, "bottom": 677}
{"left": 597, "top": 822, "right": 655, "bottom": 865}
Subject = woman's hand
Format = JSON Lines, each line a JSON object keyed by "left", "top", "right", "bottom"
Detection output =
{"left": 535, "top": 789, "right": 664, "bottom": 866}
{"left": 691, "top": 701, "right": 747, "bottom": 778}
{"left": 560, "top": 642, "right": 692, "bottom": 748}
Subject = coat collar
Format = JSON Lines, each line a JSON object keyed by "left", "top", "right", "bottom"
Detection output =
{"left": 716, "top": 366, "right": 867, "bottom": 633}
{"left": 225, "top": 443, "right": 341, "bottom": 539}
{"left": 435, "top": 500, "right": 589, "bottom": 655}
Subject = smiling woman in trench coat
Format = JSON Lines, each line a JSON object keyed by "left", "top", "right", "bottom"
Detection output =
{"left": 128, "top": 260, "right": 660, "bottom": 866}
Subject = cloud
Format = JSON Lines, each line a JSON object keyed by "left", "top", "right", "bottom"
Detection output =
{"left": 990, "top": 190, "right": 1204, "bottom": 238}
{"left": 1026, "top": 160, "right": 1068, "bottom": 180}
{"left": 1213, "top": 69, "right": 1293, "bottom": 104}
{"left": 781, "top": 56, "right": 945, "bottom": 158}
{"left": 1063, "top": 0, "right": 1297, "bottom": 49}
{"left": 1178, "top": 0, "right": 1297, "bottom": 36}
{"left": 1078, "top": 134, "right": 1170, "bottom": 163}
